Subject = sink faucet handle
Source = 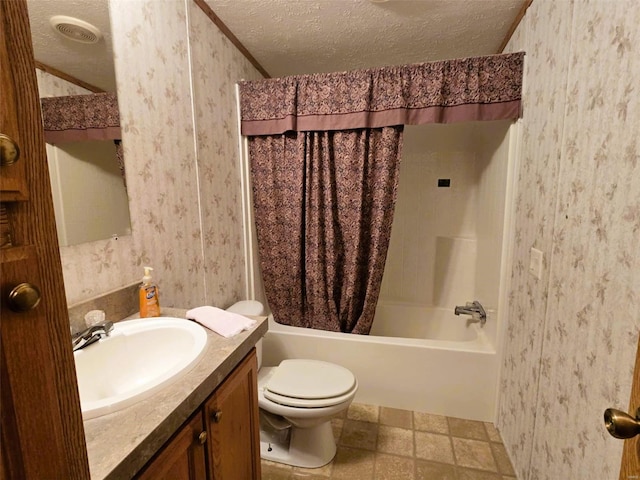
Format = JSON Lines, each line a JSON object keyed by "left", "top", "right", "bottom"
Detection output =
{"left": 84, "top": 309, "right": 106, "bottom": 327}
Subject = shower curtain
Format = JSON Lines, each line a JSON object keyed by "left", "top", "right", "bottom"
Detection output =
{"left": 249, "top": 127, "right": 403, "bottom": 334}
{"left": 240, "top": 52, "right": 524, "bottom": 334}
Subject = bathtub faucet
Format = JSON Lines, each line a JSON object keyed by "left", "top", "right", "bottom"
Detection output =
{"left": 454, "top": 301, "right": 486, "bottom": 326}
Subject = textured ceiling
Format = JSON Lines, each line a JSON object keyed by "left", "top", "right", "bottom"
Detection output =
{"left": 26, "top": 0, "right": 524, "bottom": 90}
{"left": 205, "top": 0, "right": 525, "bottom": 78}
{"left": 27, "top": 0, "right": 115, "bottom": 91}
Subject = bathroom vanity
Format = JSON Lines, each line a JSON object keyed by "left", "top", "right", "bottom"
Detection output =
{"left": 83, "top": 310, "right": 267, "bottom": 479}
{"left": 137, "top": 349, "right": 259, "bottom": 480}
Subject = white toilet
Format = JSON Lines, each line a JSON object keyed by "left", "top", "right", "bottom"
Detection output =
{"left": 226, "top": 301, "right": 358, "bottom": 468}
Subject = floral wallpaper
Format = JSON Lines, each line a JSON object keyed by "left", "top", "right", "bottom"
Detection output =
{"left": 59, "top": 0, "right": 261, "bottom": 309}
{"left": 36, "top": 69, "right": 92, "bottom": 97}
{"left": 188, "top": 1, "right": 263, "bottom": 307}
{"left": 499, "top": 0, "right": 640, "bottom": 478}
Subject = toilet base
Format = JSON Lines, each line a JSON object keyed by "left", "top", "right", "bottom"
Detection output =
{"left": 260, "top": 420, "right": 336, "bottom": 468}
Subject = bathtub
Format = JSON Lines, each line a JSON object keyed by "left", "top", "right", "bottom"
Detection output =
{"left": 261, "top": 302, "right": 498, "bottom": 422}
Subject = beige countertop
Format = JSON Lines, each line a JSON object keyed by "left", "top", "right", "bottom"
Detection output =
{"left": 83, "top": 308, "right": 268, "bottom": 479}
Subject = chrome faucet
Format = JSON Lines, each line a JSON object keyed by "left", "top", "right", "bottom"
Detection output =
{"left": 72, "top": 321, "right": 114, "bottom": 352}
{"left": 454, "top": 301, "right": 486, "bottom": 326}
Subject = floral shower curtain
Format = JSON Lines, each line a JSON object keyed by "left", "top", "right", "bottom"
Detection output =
{"left": 249, "top": 127, "right": 403, "bottom": 334}
{"left": 240, "top": 52, "right": 524, "bottom": 334}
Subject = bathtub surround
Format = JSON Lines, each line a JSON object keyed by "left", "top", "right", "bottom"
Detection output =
{"left": 499, "top": 0, "right": 640, "bottom": 478}
{"left": 57, "top": 0, "right": 262, "bottom": 307}
{"left": 381, "top": 120, "right": 512, "bottom": 335}
{"left": 241, "top": 55, "right": 523, "bottom": 334}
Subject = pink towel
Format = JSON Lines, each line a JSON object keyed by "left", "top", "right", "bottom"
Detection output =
{"left": 186, "top": 306, "right": 256, "bottom": 338}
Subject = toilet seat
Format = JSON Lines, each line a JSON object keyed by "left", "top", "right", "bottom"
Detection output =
{"left": 262, "top": 360, "right": 357, "bottom": 408}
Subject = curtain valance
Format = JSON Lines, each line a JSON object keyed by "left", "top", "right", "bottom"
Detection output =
{"left": 41, "top": 92, "right": 121, "bottom": 144}
{"left": 239, "top": 52, "right": 524, "bottom": 136}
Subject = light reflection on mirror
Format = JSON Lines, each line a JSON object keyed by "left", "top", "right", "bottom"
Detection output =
{"left": 28, "top": 0, "right": 133, "bottom": 247}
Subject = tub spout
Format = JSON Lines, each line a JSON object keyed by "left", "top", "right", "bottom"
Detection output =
{"left": 454, "top": 301, "right": 486, "bottom": 326}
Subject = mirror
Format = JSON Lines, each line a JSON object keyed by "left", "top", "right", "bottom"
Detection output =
{"left": 27, "top": 0, "right": 132, "bottom": 247}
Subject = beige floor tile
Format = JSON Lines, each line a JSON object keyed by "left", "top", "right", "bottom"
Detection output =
{"left": 331, "top": 418, "right": 344, "bottom": 442}
{"left": 291, "top": 473, "right": 328, "bottom": 480}
{"left": 414, "top": 431, "right": 454, "bottom": 464}
{"left": 415, "top": 459, "right": 456, "bottom": 480}
{"left": 490, "top": 443, "right": 516, "bottom": 476}
{"left": 374, "top": 453, "right": 415, "bottom": 480}
{"left": 332, "top": 409, "right": 348, "bottom": 420}
{"left": 452, "top": 438, "right": 498, "bottom": 472}
{"left": 414, "top": 411, "right": 449, "bottom": 434}
{"left": 380, "top": 407, "right": 413, "bottom": 429}
{"left": 292, "top": 460, "right": 332, "bottom": 478}
{"left": 376, "top": 425, "right": 414, "bottom": 457}
{"left": 340, "top": 419, "right": 379, "bottom": 451}
{"left": 262, "top": 459, "right": 293, "bottom": 471}
{"left": 457, "top": 468, "right": 502, "bottom": 480}
{"left": 261, "top": 462, "right": 293, "bottom": 480}
{"left": 484, "top": 422, "right": 502, "bottom": 443}
{"left": 448, "top": 417, "right": 489, "bottom": 441}
{"left": 347, "top": 403, "right": 380, "bottom": 423}
{"left": 331, "top": 446, "right": 375, "bottom": 479}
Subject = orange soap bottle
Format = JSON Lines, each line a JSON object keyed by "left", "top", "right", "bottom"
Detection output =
{"left": 139, "top": 266, "right": 161, "bottom": 318}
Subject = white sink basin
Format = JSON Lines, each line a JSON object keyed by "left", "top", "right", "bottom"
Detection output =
{"left": 74, "top": 317, "right": 207, "bottom": 420}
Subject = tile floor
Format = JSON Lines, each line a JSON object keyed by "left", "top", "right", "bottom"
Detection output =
{"left": 261, "top": 403, "right": 517, "bottom": 480}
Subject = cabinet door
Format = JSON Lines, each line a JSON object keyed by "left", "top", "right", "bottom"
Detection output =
{"left": 136, "top": 412, "right": 207, "bottom": 480}
{"left": 205, "top": 349, "right": 261, "bottom": 480}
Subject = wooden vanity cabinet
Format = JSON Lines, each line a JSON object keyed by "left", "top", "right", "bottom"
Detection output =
{"left": 136, "top": 413, "right": 207, "bottom": 480}
{"left": 204, "top": 348, "right": 261, "bottom": 480}
{"left": 136, "top": 348, "right": 261, "bottom": 480}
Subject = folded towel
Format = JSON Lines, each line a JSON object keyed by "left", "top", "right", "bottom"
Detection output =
{"left": 186, "top": 306, "right": 256, "bottom": 338}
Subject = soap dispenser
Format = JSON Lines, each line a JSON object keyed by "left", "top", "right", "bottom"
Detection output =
{"left": 139, "top": 266, "right": 161, "bottom": 318}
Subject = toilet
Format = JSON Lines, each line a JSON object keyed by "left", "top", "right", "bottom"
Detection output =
{"left": 226, "top": 301, "right": 358, "bottom": 468}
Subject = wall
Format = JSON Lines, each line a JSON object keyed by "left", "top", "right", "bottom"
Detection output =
{"left": 498, "top": 0, "right": 640, "bottom": 478}
{"left": 188, "top": 1, "right": 263, "bottom": 306}
{"left": 57, "top": 0, "right": 261, "bottom": 309}
{"left": 380, "top": 121, "right": 511, "bottom": 347}
{"left": 381, "top": 123, "right": 480, "bottom": 307}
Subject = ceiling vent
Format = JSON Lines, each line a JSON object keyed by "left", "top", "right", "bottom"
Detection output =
{"left": 49, "top": 15, "right": 102, "bottom": 44}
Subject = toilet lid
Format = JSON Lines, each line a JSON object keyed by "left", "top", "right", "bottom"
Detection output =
{"left": 264, "top": 359, "right": 356, "bottom": 404}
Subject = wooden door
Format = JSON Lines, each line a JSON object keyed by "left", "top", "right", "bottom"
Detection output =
{"left": 0, "top": 1, "right": 90, "bottom": 478}
{"left": 205, "top": 349, "right": 261, "bottom": 480}
{"left": 619, "top": 335, "right": 640, "bottom": 477}
{"left": 136, "top": 412, "right": 207, "bottom": 480}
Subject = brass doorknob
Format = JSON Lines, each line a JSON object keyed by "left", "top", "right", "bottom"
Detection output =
{"left": 604, "top": 407, "right": 640, "bottom": 439}
{"left": 0, "top": 133, "right": 20, "bottom": 166}
{"left": 7, "top": 283, "right": 41, "bottom": 312}
{"left": 197, "top": 431, "right": 207, "bottom": 445}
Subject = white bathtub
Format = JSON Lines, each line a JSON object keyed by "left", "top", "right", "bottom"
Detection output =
{"left": 261, "top": 302, "right": 498, "bottom": 422}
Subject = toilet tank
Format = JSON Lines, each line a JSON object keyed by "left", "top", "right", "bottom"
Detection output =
{"left": 226, "top": 300, "right": 265, "bottom": 369}
{"left": 226, "top": 300, "right": 264, "bottom": 316}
